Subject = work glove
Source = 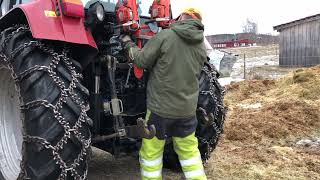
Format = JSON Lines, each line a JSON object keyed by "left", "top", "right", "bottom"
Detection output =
{"left": 119, "top": 35, "right": 134, "bottom": 50}
{"left": 119, "top": 35, "right": 136, "bottom": 61}
{"left": 120, "top": 35, "right": 132, "bottom": 43}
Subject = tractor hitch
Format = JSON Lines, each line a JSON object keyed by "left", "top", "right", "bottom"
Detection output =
{"left": 92, "top": 118, "right": 156, "bottom": 143}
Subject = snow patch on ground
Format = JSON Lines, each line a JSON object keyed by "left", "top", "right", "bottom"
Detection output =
{"left": 218, "top": 77, "right": 244, "bottom": 86}
{"left": 231, "top": 55, "right": 279, "bottom": 79}
{"left": 237, "top": 103, "right": 262, "bottom": 109}
{"left": 296, "top": 139, "right": 320, "bottom": 147}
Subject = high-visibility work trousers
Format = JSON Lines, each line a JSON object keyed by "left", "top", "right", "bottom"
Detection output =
{"left": 139, "top": 133, "right": 207, "bottom": 180}
{"left": 139, "top": 110, "right": 207, "bottom": 180}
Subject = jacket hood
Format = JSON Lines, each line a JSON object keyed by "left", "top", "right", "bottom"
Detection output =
{"left": 170, "top": 19, "right": 204, "bottom": 43}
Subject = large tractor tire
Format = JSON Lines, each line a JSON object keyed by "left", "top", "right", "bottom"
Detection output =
{"left": 0, "top": 25, "right": 91, "bottom": 180}
{"left": 163, "top": 63, "right": 227, "bottom": 170}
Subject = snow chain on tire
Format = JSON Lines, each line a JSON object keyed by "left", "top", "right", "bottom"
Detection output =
{"left": 163, "top": 63, "right": 227, "bottom": 169}
{"left": 0, "top": 25, "right": 91, "bottom": 180}
{"left": 197, "top": 64, "right": 227, "bottom": 161}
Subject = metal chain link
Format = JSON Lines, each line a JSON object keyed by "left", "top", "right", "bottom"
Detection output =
{"left": 0, "top": 26, "right": 29, "bottom": 179}
{"left": 198, "top": 65, "right": 227, "bottom": 162}
{"left": 0, "top": 25, "right": 91, "bottom": 180}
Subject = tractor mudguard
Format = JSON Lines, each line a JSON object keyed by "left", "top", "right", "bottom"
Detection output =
{"left": 0, "top": 0, "right": 97, "bottom": 49}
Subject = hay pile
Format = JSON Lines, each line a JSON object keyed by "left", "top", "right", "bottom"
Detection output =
{"left": 225, "top": 66, "right": 320, "bottom": 142}
{"left": 206, "top": 66, "right": 320, "bottom": 179}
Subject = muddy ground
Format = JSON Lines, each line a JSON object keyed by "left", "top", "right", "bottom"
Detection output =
{"left": 88, "top": 147, "right": 185, "bottom": 180}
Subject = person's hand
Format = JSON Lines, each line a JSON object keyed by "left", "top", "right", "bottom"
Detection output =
{"left": 119, "top": 35, "right": 132, "bottom": 44}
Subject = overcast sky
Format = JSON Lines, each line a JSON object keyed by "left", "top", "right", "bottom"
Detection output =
{"left": 168, "top": 0, "right": 320, "bottom": 35}
{"left": 140, "top": 0, "right": 320, "bottom": 35}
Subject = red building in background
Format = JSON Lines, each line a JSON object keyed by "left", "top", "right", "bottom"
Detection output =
{"left": 212, "top": 39, "right": 255, "bottom": 49}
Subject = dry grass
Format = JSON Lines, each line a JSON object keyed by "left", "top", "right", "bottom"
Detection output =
{"left": 247, "top": 66, "right": 296, "bottom": 80}
{"left": 208, "top": 65, "right": 320, "bottom": 179}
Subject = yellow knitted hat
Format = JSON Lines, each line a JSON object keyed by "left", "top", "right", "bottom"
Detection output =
{"left": 182, "top": 7, "right": 202, "bottom": 21}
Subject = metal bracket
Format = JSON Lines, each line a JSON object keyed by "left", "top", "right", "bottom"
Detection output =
{"left": 124, "top": 63, "right": 133, "bottom": 88}
{"left": 103, "top": 98, "right": 124, "bottom": 115}
{"left": 118, "top": 128, "right": 126, "bottom": 137}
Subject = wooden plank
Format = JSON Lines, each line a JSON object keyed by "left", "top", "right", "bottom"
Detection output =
{"left": 286, "top": 29, "right": 291, "bottom": 66}
{"left": 290, "top": 27, "right": 295, "bottom": 66}
{"left": 283, "top": 30, "right": 287, "bottom": 66}
{"left": 305, "top": 22, "right": 309, "bottom": 66}
{"left": 296, "top": 24, "right": 301, "bottom": 63}
{"left": 291, "top": 27, "right": 295, "bottom": 66}
{"left": 311, "top": 21, "right": 316, "bottom": 66}
{"left": 307, "top": 22, "right": 312, "bottom": 66}
{"left": 280, "top": 31, "right": 284, "bottom": 66}
{"left": 317, "top": 19, "right": 320, "bottom": 65}
{"left": 279, "top": 33, "right": 284, "bottom": 66}
{"left": 282, "top": 32, "right": 286, "bottom": 66}
{"left": 313, "top": 20, "right": 319, "bottom": 66}
{"left": 297, "top": 25, "right": 303, "bottom": 64}
{"left": 303, "top": 23, "right": 307, "bottom": 66}
{"left": 293, "top": 25, "right": 298, "bottom": 66}
{"left": 307, "top": 22, "right": 314, "bottom": 66}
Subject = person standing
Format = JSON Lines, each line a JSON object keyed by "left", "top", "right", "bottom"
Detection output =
{"left": 121, "top": 8, "right": 207, "bottom": 180}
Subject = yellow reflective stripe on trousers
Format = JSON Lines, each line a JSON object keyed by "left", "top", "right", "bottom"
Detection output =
{"left": 141, "top": 169, "right": 162, "bottom": 179}
{"left": 140, "top": 156, "right": 163, "bottom": 167}
{"left": 184, "top": 168, "right": 206, "bottom": 179}
{"left": 180, "top": 156, "right": 202, "bottom": 167}
{"left": 173, "top": 133, "right": 207, "bottom": 180}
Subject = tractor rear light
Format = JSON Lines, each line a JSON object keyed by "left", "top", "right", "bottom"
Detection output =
{"left": 61, "top": 0, "right": 85, "bottom": 18}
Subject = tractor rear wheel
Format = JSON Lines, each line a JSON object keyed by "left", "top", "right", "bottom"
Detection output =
{"left": 0, "top": 25, "right": 91, "bottom": 180}
{"left": 163, "top": 63, "right": 227, "bottom": 170}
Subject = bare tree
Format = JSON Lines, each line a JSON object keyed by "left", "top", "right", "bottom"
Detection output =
{"left": 242, "top": 19, "right": 258, "bottom": 34}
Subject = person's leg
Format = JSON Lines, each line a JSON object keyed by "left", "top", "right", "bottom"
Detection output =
{"left": 139, "top": 137, "right": 165, "bottom": 180}
{"left": 139, "top": 110, "right": 165, "bottom": 180}
{"left": 173, "top": 132, "right": 207, "bottom": 180}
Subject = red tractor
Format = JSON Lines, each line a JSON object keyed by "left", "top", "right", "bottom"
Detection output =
{"left": 0, "top": 0, "right": 226, "bottom": 179}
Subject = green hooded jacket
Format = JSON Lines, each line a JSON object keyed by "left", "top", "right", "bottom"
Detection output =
{"left": 126, "top": 19, "right": 206, "bottom": 118}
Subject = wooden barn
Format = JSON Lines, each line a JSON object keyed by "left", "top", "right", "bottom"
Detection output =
{"left": 274, "top": 14, "right": 320, "bottom": 67}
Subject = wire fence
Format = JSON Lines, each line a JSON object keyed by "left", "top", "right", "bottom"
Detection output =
{"left": 231, "top": 53, "right": 320, "bottom": 80}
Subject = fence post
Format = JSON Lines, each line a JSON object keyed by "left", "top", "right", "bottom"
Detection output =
{"left": 244, "top": 54, "right": 246, "bottom": 79}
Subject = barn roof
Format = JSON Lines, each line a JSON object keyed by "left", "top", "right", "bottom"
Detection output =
{"left": 274, "top": 14, "right": 320, "bottom": 32}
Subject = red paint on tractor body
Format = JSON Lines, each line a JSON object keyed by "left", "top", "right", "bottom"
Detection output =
{"left": 61, "top": 2, "right": 85, "bottom": 18}
{"left": 13, "top": 0, "right": 97, "bottom": 48}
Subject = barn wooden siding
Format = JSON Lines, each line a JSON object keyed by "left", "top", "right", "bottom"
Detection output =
{"left": 274, "top": 15, "right": 320, "bottom": 67}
